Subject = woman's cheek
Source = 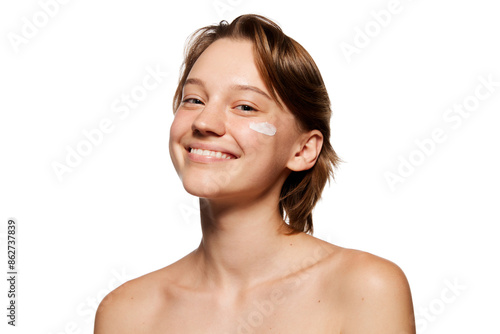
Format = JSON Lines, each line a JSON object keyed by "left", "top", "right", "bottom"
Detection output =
{"left": 169, "top": 113, "right": 191, "bottom": 171}
{"left": 170, "top": 110, "right": 192, "bottom": 141}
{"left": 238, "top": 121, "right": 276, "bottom": 152}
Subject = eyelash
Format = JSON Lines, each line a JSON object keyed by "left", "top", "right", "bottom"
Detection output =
{"left": 181, "top": 98, "right": 258, "bottom": 113}
{"left": 182, "top": 98, "right": 204, "bottom": 105}
{"left": 235, "top": 105, "right": 256, "bottom": 112}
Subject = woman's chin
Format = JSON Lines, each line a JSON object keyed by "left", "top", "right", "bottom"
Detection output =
{"left": 181, "top": 177, "right": 230, "bottom": 199}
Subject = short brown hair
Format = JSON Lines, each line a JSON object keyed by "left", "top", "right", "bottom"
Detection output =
{"left": 173, "top": 14, "right": 341, "bottom": 234}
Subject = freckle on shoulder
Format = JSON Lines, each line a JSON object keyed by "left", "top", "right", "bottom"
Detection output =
{"left": 98, "top": 277, "right": 144, "bottom": 311}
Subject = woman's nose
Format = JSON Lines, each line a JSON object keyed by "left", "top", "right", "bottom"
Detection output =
{"left": 191, "top": 102, "right": 226, "bottom": 136}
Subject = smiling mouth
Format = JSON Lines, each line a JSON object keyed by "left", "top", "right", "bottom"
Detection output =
{"left": 189, "top": 148, "right": 237, "bottom": 160}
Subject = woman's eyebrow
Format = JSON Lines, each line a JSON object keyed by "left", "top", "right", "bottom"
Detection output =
{"left": 184, "top": 77, "right": 205, "bottom": 88}
{"left": 231, "top": 84, "right": 271, "bottom": 100}
{"left": 184, "top": 77, "right": 271, "bottom": 101}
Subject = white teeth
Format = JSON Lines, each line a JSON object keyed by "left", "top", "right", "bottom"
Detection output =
{"left": 190, "top": 148, "right": 234, "bottom": 159}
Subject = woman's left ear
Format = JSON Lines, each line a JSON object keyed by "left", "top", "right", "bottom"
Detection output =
{"left": 287, "top": 130, "right": 323, "bottom": 172}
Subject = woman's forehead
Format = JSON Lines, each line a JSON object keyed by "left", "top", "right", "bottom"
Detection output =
{"left": 187, "top": 39, "right": 265, "bottom": 89}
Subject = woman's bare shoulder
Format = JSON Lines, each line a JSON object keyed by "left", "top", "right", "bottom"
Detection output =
{"left": 320, "top": 242, "right": 416, "bottom": 333}
{"left": 332, "top": 246, "right": 409, "bottom": 283}
{"left": 93, "top": 270, "right": 158, "bottom": 333}
{"left": 93, "top": 260, "right": 186, "bottom": 334}
{"left": 298, "top": 235, "right": 411, "bottom": 293}
{"left": 301, "top": 235, "right": 409, "bottom": 290}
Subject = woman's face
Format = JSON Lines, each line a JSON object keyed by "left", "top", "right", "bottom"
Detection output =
{"left": 169, "top": 38, "right": 302, "bottom": 200}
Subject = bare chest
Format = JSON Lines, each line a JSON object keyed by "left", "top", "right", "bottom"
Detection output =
{"left": 145, "top": 281, "right": 341, "bottom": 334}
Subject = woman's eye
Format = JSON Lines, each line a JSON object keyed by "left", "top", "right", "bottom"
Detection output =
{"left": 235, "top": 105, "right": 256, "bottom": 112}
{"left": 183, "top": 98, "right": 204, "bottom": 105}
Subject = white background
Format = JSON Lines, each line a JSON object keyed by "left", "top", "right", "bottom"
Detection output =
{"left": 1, "top": 0, "right": 499, "bottom": 333}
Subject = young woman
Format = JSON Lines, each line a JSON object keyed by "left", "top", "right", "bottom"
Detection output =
{"left": 95, "top": 14, "right": 415, "bottom": 334}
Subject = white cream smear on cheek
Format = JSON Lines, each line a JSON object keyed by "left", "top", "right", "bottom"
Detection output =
{"left": 249, "top": 122, "right": 277, "bottom": 136}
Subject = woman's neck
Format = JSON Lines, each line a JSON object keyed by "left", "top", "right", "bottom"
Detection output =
{"left": 194, "top": 195, "right": 300, "bottom": 292}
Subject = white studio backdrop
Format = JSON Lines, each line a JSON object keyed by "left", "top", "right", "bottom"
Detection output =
{"left": 1, "top": 0, "right": 499, "bottom": 333}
